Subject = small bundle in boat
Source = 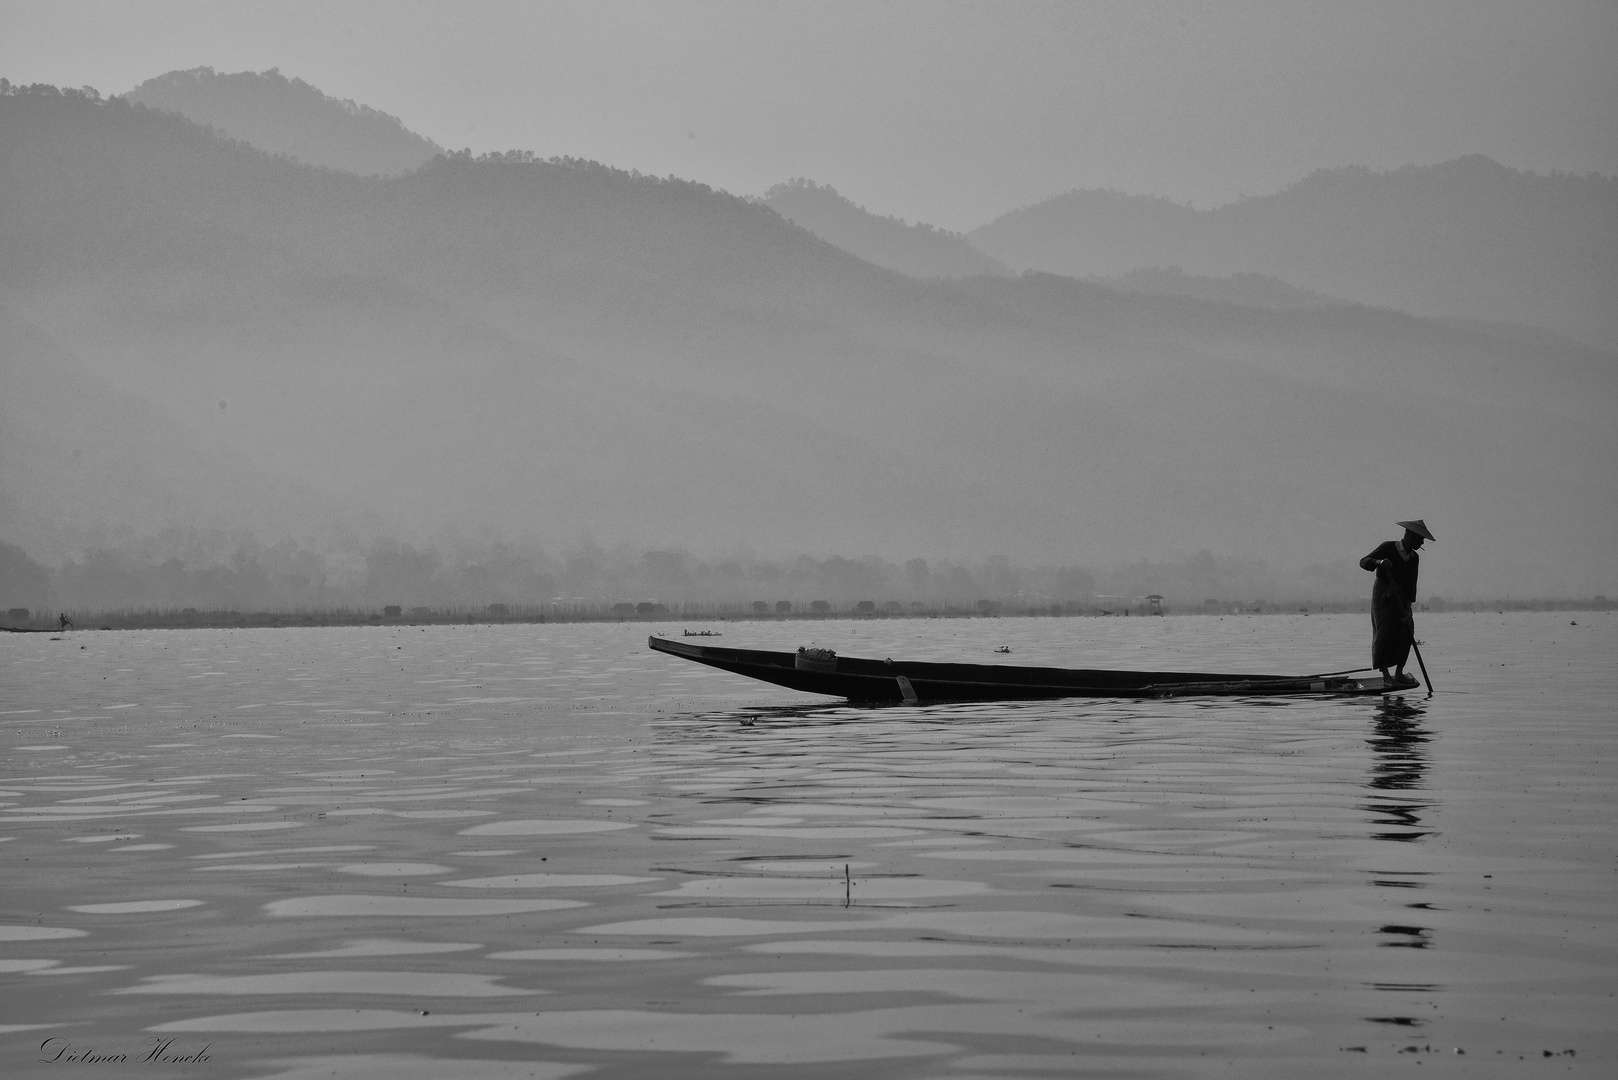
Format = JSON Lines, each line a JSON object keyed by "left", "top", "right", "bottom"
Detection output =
{"left": 795, "top": 647, "right": 838, "bottom": 673}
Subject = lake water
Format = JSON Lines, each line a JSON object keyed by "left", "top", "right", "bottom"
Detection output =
{"left": 3, "top": 612, "right": 1614, "bottom": 1078}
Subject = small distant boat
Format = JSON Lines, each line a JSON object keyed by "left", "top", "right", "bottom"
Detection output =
{"left": 649, "top": 636, "right": 1415, "bottom": 702}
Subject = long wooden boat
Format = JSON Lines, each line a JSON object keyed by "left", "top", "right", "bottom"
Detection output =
{"left": 649, "top": 636, "right": 1416, "bottom": 702}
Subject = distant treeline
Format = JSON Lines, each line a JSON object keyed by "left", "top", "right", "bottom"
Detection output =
{"left": 0, "top": 530, "right": 1521, "bottom": 624}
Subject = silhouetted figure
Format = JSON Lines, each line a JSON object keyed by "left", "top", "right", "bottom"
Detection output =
{"left": 1359, "top": 520, "right": 1434, "bottom": 684}
{"left": 58, "top": 612, "right": 73, "bottom": 631}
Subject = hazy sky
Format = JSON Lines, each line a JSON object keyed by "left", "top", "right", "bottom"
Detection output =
{"left": 3, "top": 0, "right": 1614, "bottom": 228}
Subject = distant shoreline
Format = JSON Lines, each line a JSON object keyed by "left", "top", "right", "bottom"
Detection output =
{"left": 4, "top": 599, "right": 1609, "bottom": 633}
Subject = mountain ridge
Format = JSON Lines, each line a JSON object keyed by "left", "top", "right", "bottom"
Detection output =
{"left": 124, "top": 66, "right": 442, "bottom": 176}
{"left": 761, "top": 178, "right": 1009, "bottom": 279}
{"left": 969, "top": 155, "right": 1618, "bottom": 351}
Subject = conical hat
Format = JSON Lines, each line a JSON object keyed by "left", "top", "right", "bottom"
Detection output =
{"left": 1396, "top": 519, "right": 1435, "bottom": 542}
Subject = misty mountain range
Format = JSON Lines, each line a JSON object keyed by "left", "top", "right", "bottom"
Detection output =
{"left": 114, "top": 68, "right": 1618, "bottom": 351}
{"left": 1, "top": 74, "right": 1614, "bottom": 603}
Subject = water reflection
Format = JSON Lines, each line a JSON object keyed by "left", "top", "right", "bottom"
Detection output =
{"left": 1362, "top": 698, "right": 1432, "bottom": 842}
{"left": 1363, "top": 699, "right": 1436, "bottom": 987}
{"left": 1375, "top": 925, "right": 1433, "bottom": 954}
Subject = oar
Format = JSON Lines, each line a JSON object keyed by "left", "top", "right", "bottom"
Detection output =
{"left": 1377, "top": 561, "right": 1434, "bottom": 696}
{"left": 1410, "top": 638, "right": 1434, "bottom": 696}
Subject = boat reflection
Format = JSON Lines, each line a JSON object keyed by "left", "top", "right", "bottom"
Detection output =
{"left": 655, "top": 696, "right": 1134, "bottom": 735}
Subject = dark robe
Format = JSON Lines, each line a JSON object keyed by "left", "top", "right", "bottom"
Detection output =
{"left": 1360, "top": 540, "right": 1419, "bottom": 670}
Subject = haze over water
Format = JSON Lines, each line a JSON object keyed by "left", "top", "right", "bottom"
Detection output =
{"left": 3, "top": 612, "right": 1613, "bottom": 1077}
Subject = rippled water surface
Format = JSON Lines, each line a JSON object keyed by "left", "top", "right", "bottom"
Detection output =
{"left": 3, "top": 613, "right": 1614, "bottom": 1078}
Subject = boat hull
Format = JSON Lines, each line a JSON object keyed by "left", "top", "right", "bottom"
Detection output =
{"left": 648, "top": 636, "right": 1414, "bottom": 702}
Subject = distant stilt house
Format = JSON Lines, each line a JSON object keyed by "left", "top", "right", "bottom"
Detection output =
{"left": 1146, "top": 594, "right": 1164, "bottom": 615}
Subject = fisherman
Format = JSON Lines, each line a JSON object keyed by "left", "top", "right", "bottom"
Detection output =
{"left": 58, "top": 612, "right": 73, "bottom": 631}
{"left": 1359, "top": 520, "right": 1434, "bottom": 685}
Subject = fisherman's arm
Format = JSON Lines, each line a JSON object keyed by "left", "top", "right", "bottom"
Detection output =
{"left": 1359, "top": 543, "right": 1392, "bottom": 572}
